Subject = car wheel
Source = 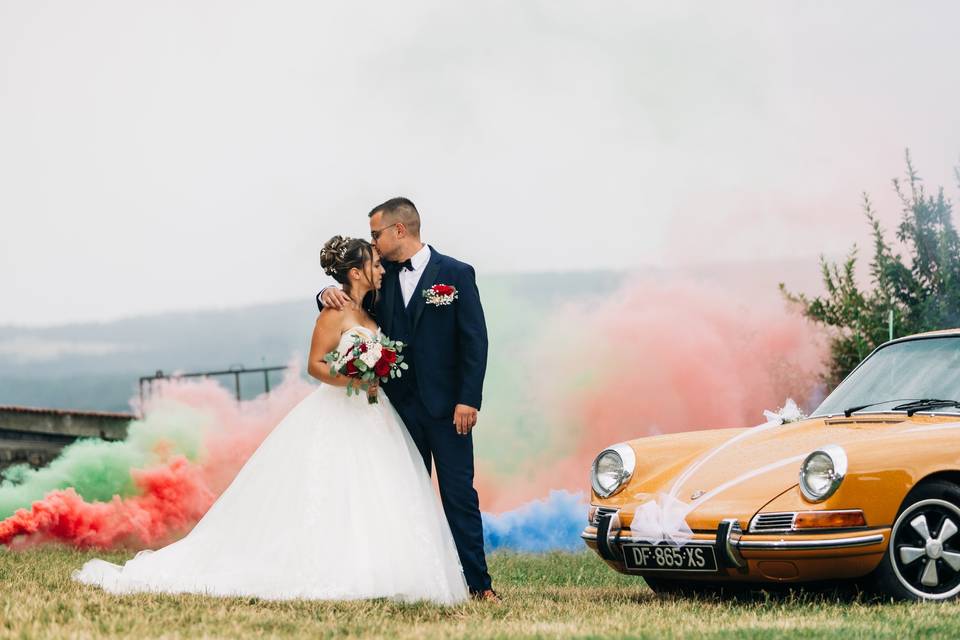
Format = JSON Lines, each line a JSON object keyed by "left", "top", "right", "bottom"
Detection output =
{"left": 873, "top": 480, "right": 960, "bottom": 601}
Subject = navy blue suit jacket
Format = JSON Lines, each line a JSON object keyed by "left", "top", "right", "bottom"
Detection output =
{"left": 317, "top": 247, "right": 488, "bottom": 419}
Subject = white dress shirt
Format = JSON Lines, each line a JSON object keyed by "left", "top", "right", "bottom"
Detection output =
{"left": 400, "top": 244, "right": 431, "bottom": 307}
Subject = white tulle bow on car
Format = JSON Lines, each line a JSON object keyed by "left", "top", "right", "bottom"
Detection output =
{"left": 629, "top": 493, "right": 694, "bottom": 546}
{"left": 762, "top": 398, "right": 806, "bottom": 424}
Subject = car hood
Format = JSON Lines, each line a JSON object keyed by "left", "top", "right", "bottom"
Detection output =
{"left": 619, "top": 414, "right": 923, "bottom": 531}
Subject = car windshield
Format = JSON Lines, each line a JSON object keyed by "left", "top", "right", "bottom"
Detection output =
{"left": 813, "top": 336, "right": 960, "bottom": 417}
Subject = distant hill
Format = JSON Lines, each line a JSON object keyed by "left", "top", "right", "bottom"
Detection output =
{"left": 0, "top": 262, "right": 825, "bottom": 412}
{"left": 0, "top": 272, "right": 625, "bottom": 411}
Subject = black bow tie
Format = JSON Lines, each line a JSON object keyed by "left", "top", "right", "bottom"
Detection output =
{"left": 398, "top": 259, "right": 414, "bottom": 272}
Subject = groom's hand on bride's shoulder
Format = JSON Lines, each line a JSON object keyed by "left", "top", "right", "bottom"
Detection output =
{"left": 453, "top": 404, "right": 478, "bottom": 435}
{"left": 320, "top": 286, "right": 353, "bottom": 311}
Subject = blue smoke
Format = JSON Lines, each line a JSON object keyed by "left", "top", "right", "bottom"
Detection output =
{"left": 481, "top": 490, "right": 588, "bottom": 552}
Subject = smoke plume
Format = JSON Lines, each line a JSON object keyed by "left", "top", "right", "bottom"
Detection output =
{"left": 0, "top": 278, "right": 826, "bottom": 550}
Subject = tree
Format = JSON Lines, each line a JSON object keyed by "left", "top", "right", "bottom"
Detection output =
{"left": 781, "top": 151, "right": 960, "bottom": 387}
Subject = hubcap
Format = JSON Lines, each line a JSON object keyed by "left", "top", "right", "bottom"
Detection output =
{"left": 891, "top": 498, "right": 960, "bottom": 599}
{"left": 926, "top": 540, "right": 944, "bottom": 559}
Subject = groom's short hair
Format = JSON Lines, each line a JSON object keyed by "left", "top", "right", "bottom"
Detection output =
{"left": 369, "top": 197, "right": 421, "bottom": 237}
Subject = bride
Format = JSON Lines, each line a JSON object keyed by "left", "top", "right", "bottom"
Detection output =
{"left": 73, "top": 236, "right": 469, "bottom": 604}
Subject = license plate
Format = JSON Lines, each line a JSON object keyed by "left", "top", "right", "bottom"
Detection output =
{"left": 622, "top": 543, "right": 718, "bottom": 572}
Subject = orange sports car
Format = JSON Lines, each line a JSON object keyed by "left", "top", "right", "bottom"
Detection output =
{"left": 583, "top": 329, "right": 960, "bottom": 601}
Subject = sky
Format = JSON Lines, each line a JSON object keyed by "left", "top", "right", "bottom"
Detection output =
{"left": 1, "top": 0, "right": 959, "bottom": 326}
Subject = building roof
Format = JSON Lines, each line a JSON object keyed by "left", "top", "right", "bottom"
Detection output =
{"left": 0, "top": 405, "right": 135, "bottom": 420}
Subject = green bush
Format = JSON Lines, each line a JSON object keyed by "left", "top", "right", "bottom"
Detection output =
{"left": 782, "top": 151, "right": 960, "bottom": 387}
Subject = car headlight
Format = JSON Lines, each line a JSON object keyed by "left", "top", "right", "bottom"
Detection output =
{"left": 799, "top": 444, "right": 848, "bottom": 502}
{"left": 591, "top": 443, "right": 636, "bottom": 498}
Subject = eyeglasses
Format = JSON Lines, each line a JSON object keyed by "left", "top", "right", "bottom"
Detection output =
{"left": 370, "top": 222, "right": 399, "bottom": 241}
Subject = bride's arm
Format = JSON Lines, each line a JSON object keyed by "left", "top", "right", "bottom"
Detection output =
{"left": 307, "top": 310, "right": 356, "bottom": 388}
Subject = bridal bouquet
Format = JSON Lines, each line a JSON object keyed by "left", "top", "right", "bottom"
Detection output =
{"left": 324, "top": 334, "right": 408, "bottom": 404}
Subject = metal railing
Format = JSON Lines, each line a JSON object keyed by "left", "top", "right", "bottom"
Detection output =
{"left": 139, "top": 365, "right": 288, "bottom": 409}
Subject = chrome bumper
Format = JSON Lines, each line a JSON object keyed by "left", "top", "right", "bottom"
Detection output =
{"left": 737, "top": 534, "right": 885, "bottom": 550}
{"left": 584, "top": 511, "right": 886, "bottom": 568}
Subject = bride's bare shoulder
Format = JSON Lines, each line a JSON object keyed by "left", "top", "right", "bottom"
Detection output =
{"left": 315, "top": 306, "right": 360, "bottom": 332}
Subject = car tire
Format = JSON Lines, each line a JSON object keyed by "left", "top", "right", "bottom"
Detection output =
{"left": 872, "top": 479, "right": 960, "bottom": 601}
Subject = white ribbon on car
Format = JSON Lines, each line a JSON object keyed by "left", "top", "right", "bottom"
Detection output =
{"left": 666, "top": 398, "right": 804, "bottom": 501}
{"left": 627, "top": 399, "right": 806, "bottom": 546}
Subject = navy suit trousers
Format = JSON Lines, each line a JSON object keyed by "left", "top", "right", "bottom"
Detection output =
{"left": 391, "top": 391, "right": 492, "bottom": 593}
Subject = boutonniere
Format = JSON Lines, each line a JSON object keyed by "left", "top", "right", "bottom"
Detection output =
{"left": 422, "top": 284, "right": 458, "bottom": 306}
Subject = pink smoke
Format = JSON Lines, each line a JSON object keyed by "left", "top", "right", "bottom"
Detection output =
{"left": 477, "top": 278, "right": 827, "bottom": 512}
{"left": 155, "top": 371, "right": 315, "bottom": 496}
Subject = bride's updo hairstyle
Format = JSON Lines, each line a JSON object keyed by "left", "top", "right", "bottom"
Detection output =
{"left": 320, "top": 235, "right": 378, "bottom": 313}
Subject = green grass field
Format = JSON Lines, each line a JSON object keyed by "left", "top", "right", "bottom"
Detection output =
{"left": 1, "top": 548, "right": 959, "bottom": 639}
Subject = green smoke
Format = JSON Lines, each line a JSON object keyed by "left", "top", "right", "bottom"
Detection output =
{"left": 0, "top": 403, "right": 208, "bottom": 518}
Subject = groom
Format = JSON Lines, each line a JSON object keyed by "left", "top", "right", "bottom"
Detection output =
{"left": 317, "top": 197, "right": 496, "bottom": 600}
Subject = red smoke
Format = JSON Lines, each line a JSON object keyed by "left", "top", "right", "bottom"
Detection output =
{"left": 0, "top": 458, "right": 212, "bottom": 549}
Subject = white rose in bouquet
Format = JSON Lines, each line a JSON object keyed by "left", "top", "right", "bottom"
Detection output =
{"left": 359, "top": 342, "right": 383, "bottom": 368}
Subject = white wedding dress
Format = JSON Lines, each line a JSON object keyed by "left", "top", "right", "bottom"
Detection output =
{"left": 73, "top": 327, "right": 469, "bottom": 604}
